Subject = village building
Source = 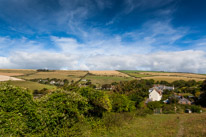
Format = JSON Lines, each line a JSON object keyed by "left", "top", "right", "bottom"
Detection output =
{"left": 50, "top": 80, "right": 56, "bottom": 85}
{"left": 149, "top": 88, "right": 163, "bottom": 101}
{"left": 178, "top": 97, "right": 191, "bottom": 105}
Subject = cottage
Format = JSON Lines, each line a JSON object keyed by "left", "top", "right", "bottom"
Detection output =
{"left": 149, "top": 88, "right": 163, "bottom": 101}
{"left": 178, "top": 98, "right": 191, "bottom": 105}
{"left": 50, "top": 80, "right": 56, "bottom": 85}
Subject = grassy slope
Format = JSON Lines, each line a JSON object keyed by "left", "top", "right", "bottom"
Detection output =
{"left": 6, "top": 81, "right": 56, "bottom": 91}
{"left": 92, "top": 113, "right": 206, "bottom": 137}
{"left": 85, "top": 74, "right": 135, "bottom": 85}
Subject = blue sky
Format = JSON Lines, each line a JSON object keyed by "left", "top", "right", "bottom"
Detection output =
{"left": 0, "top": 0, "right": 206, "bottom": 73}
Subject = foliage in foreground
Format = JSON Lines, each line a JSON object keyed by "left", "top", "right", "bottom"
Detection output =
{"left": 1, "top": 79, "right": 206, "bottom": 136}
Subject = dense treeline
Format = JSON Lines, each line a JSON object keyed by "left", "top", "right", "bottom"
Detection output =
{"left": 1, "top": 79, "right": 206, "bottom": 136}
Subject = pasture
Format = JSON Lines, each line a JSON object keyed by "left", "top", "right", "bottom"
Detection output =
{"left": 84, "top": 74, "right": 135, "bottom": 85}
{"left": 6, "top": 81, "right": 56, "bottom": 91}
{"left": 92, "top": 113, "right": 206, "bottom": 137}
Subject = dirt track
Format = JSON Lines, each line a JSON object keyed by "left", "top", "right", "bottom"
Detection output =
{"left": 0, "top": 75, "right": 23, "bottom": 81}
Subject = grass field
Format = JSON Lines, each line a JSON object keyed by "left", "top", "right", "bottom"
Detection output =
{"left": 92, "top": 113, "right": 206, "bottom": 137}
{"left": 84, "top": 74, "right": 135, "bottom": 85}
{"left": 17, "top": 70, "right": 88, "bottom": 82}
{"left": 5, "top": 81, "right": 56, "bottom": 91}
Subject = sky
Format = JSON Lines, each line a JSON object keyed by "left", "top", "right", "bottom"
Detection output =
{"left": 0, "top": 0, "right": 206, "bottom": 73}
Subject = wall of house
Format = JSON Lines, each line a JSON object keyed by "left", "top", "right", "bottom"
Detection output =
{"left": 149, "top": 90, "right": 162, "bottom": 101}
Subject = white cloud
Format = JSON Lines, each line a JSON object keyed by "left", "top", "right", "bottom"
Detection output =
{"left": 0, "top": 50, "right": 206, "bottom": 73}
{"left": 0, "top": 19, "right": 205, "bottom": 73}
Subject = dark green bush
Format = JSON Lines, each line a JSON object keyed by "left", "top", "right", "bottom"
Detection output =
{"left": 78, "top": 88, "right": 112, "bottom": 116}
{"left": 102, "top": 112, "right": 134, "bottom": 129}
{"left": 147, "top": 101, "right": 162, "bottom": 110}
{"left": 0, "top": 84, "right": 41, "bottom": 135}
{"left": 38, "top": 90, "right": 89, "bottom": 135}
{"left": 110, "top": 94, "right": 136, "bottom": 112}
{"left": 190, "top": 105, "right": 202, "bottom": 113}
{"left": 162, "top": 104, "right": 176, "bottom": 114}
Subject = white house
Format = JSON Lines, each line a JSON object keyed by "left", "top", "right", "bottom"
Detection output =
{"left": 149, "top": 88, "right": 162, "bottom": 101}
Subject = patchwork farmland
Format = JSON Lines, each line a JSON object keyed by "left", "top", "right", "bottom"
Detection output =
{"left": 0, "top": 69, "right": 206, "bottom": 91}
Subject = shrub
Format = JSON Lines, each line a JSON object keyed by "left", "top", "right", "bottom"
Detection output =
{"left": 147, "top": 101, "right": 162, "bottom": 110}
{"left": 162, "top": 104, "right": 176, "bottom": 114}
{"left": 190, "top": 105, "right": 202, "bottom": 113}
{"left": 135, "top": 108, "right": 153, "bottom": 117}
{"left": 110, "top": 94, "right": 136, "bottom": 112}
{"left": 38, "top": 90, "right": 89, "bottom": 135}
{"left": 102, "top": 112, "right": 135, "bottom": 129}
{"left": 78, "top": 88, "right": 112, "bottom": 116}
{"left": 0, "top": 84, "right": 41, "bottom": 135}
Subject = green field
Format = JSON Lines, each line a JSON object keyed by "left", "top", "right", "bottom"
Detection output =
{"left": 84, "top": 74, "right": 135, "bottom": 85}
{"left": 6, "top": 81, "right": 56, "bottom": 91}
{"left": 92, "top": 113, "right": 206, "bottom": 137}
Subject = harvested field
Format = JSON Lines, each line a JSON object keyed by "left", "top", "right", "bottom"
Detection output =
{"left": 0, "top": 69, "right": 36, "bottom": 76}
{"left": 0, "top": 72, "right": 25, "bottom": 76}
{"left": 139, "top": 72, "right": 206, "bottom": 79}
{"left": 89, "top": 70, "right": 129, "bottom": 77}
{"left": 142, "top": 76, "right": 204, "bottom": 82}
{"left": 0, "top": 75, "right": 23, "bottom": 81}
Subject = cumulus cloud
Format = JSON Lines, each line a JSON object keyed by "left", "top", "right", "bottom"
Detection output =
{"left": 0, "top": 50, "right": 206, "bottom": 73}
{"left": 1, "top": 19, "right": 206, "bottom": 73}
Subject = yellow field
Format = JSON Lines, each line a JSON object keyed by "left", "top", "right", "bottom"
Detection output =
{"left": 142, "top": 76, "right": 204, "bottom": 82}
{"left": 0, "top": 69, "right": 36, "bottom": 76}
{"left": 89, "top": 70, "right": 129, "bottom": 77}
{"left": 139, "top": 72, "right": 206, "bottom": 79}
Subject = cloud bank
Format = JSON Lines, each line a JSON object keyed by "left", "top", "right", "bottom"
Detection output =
{"left": 0, "top": 50, "right": 206, "bottom": 73}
